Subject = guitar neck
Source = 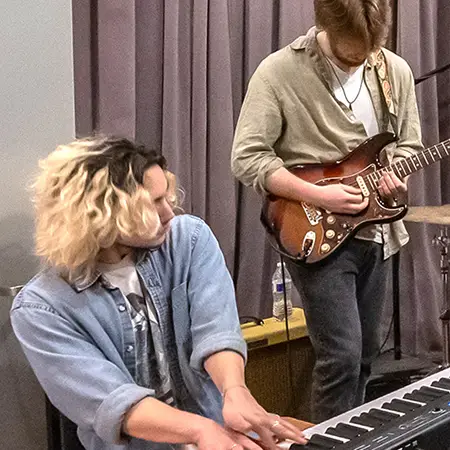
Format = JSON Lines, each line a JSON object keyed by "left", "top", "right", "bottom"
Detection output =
{"left": 375, "top": 139, "right": 450, "bottom": 181}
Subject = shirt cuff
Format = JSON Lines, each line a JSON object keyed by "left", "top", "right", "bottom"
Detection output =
{"left": 94, "top": 383, "right": 154, "bottom": 444}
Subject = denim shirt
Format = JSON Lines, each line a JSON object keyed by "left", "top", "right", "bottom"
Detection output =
{"left": 11, "top": 215, "right": 247, "bottom": 450}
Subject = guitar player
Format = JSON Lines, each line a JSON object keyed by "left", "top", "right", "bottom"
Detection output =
{"left": 231, "top": 0, "right": 424, "bottom": 424}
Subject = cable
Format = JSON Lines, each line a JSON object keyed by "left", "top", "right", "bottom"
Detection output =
{"left": 279, "top": 255, "right": 296, "bottom": 417}
{"left": 378, "top": 311, "right": 395, "bottom": 355}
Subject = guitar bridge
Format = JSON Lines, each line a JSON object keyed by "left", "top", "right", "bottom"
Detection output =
{"left": 301, "top": 202, "right": 322, "bottom": 225}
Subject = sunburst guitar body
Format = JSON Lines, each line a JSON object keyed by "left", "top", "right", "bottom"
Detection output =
{"left": 261, "top": 132, "right": 450, "bottom": 264}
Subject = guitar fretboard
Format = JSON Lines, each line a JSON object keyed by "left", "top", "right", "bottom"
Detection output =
{"left": 364, "top": 139, "right": 450, "bottom": 190}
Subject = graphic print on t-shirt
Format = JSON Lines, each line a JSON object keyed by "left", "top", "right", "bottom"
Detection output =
{"left": 98, "top": 254, "right": 175, "bottom": 405}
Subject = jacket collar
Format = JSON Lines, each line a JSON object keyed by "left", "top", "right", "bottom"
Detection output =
{"left": 290, "top": 26, "right": 376, "bottom": 70}
{"left": 71, "top": 248, "right": 149, "bottom": 292}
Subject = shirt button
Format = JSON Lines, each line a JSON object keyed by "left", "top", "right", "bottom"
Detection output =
{"left": 126, "top": 345, "right": 134, "bottom": 353}
{"left": 118, "top": 304, "right": 126, "bottom": 312}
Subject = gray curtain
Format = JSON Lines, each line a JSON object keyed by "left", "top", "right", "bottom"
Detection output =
{"left": 394, "top": 0, "right": 450, "bottom": 357}
{"left": 73, "top": 0, "right": 450, "bottom": 358}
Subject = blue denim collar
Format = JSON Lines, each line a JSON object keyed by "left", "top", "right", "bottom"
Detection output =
{"left": 71, "top": 248, "right": 149, "bottom": 292}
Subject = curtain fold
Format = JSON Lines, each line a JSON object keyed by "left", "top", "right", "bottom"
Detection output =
{"left": 72, "top": 0, "right": 450, "bottom": 357}
{"left": 395, "top": 0, "right": 450, "bottom": 356}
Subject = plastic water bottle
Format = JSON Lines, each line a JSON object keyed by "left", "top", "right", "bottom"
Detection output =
{"left": 272, "top": 261, "right": 293, "bottom": 321}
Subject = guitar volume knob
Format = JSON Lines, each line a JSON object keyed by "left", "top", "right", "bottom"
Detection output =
{"left": 325, "top": 229, "right": 336, "bottom": 239}
{"left": 320, "top": 243, "right": 331, "bottom": 253}
{"left": 326, "top": 215, "right": 336, "bottom": 224}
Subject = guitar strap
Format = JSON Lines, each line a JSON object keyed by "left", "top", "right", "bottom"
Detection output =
{"left": 371, "top": 49, "right": 396, "bottom": 133}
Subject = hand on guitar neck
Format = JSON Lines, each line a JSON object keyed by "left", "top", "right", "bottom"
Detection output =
{"left": 377, "top": 170, "right": 408, "bottom": 205}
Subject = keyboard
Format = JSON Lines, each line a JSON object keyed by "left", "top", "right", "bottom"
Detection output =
{"left": 280, "top": 367, "right": 450, "bottom": 449}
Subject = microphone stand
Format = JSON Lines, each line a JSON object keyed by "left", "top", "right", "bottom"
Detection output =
{"left": 414, "top": 63, "right": 450, "bottom": 85}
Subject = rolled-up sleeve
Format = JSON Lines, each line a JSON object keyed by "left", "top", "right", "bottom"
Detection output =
{"left": 11, "top": 299, "right": 153, "bottom": 445}
{"left": 231, "top": 69, "right": 285, "bottom": 195}
{"left": 187, "top": 221, "right": 247, "bottom": 373}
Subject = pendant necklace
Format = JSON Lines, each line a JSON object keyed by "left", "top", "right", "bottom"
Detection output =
{"left": 326, "top": 58, "right": 366, "bottom": 111}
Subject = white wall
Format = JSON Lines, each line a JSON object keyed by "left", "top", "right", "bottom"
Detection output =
{"left": 0, "top": 1, "right": 74, "bottom": 448}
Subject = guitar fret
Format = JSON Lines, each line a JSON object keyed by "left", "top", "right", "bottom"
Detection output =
{"left": 404, "top": 158, "right": 413, "bottom": 174}
{"left": 430, "top": 148, "right": 437, "bottom": 161}
{"left": 418, "top": 152, "right": 428, "bottom": 167}
{"left": 396, "top": 163, "right": 405, "bottom": 178}
{"left": 411, "top": 155, "right": 422, "bottom": 171}
{"left": 400, "top": 159, "right": 409, "bottom": 176}
{"left": 392, "top": 164, "right": 403, "bottom": 179}
{"left": 423, "top": 151, "right": 430, "bottom": 165}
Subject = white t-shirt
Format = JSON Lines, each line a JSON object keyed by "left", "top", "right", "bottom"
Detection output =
{"left": 328, "top": 58, "right": 379, "bottom": 138}
{"left": 327, "top": 58, "right": 383, "bottom": 244}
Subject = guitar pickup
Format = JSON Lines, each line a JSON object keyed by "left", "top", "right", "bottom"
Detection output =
{"left": 356, "top": 175, "right": 370, "bottom": 198}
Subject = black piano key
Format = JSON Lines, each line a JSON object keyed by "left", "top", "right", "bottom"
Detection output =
{"left": 404, "top": 389, "right": 435, "bottom": 403}
{"left": 432, "top": 378, "right": 450, "bottom": 390}
{"left": 326, "top": 422, "right": 368, "bottom": 439}
{"left": 296, "top": 443, "right": 323, "bottom": 450}
{"left": 418, "top": 386, "right": 449, "bottom": 398}
{"left": 307, "top": 433, "right": 343, "bottom": 449}
{"left": 366, "top": 408, "right": 401, "bottom": 422}
{"left": 382, "top": 398, "right": 420, "bottom": 413}
{"left": 350, "top": 412, "right": 383, "bottom": 428}
{"left": 290, "top": 444, "right": 323, "bottom": 450}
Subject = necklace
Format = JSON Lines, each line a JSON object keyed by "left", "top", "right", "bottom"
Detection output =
{"left": 326, "top": 58, "right": 366, "bottom": 111}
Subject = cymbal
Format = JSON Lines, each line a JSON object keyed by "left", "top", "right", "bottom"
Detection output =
{"left": 404, "top": 205, "right": 450, "bottom": 225}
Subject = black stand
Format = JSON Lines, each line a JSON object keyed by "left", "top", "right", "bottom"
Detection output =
{"left": 371, "top": 252, "right": 433, "bottom": 380}
{"left": 432, "top": 226, "right": 450, "bottom": 369}
{"left": 366, "top": 252, "right": 434, "bottom": 401}
{"left": 392, "top": 251, "right": 402, "bottom": 360}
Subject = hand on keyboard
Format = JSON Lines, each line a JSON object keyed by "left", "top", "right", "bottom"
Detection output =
{"left": 222, "top": 386, "right": 307, "bottom": 449}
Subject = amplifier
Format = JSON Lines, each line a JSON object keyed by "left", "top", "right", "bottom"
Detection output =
{"left": 241, "top": 308, "right": 315, "bottom": 421}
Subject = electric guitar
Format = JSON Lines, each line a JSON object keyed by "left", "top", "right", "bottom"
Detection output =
{"left": 261, "top": 132, "right": 450, "bottom": 264}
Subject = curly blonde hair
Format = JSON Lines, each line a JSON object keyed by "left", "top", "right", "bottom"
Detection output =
{"left": 33, "top": 136, "right": 181, "bottom": 283}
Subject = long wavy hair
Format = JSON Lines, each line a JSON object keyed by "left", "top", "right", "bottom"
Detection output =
{"left": 33, "top": 136, "right": 182, "bottom": 283}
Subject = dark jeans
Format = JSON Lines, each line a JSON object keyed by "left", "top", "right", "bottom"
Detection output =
{"left": 286, "top": 239, "right": 391, "bottom": 423}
